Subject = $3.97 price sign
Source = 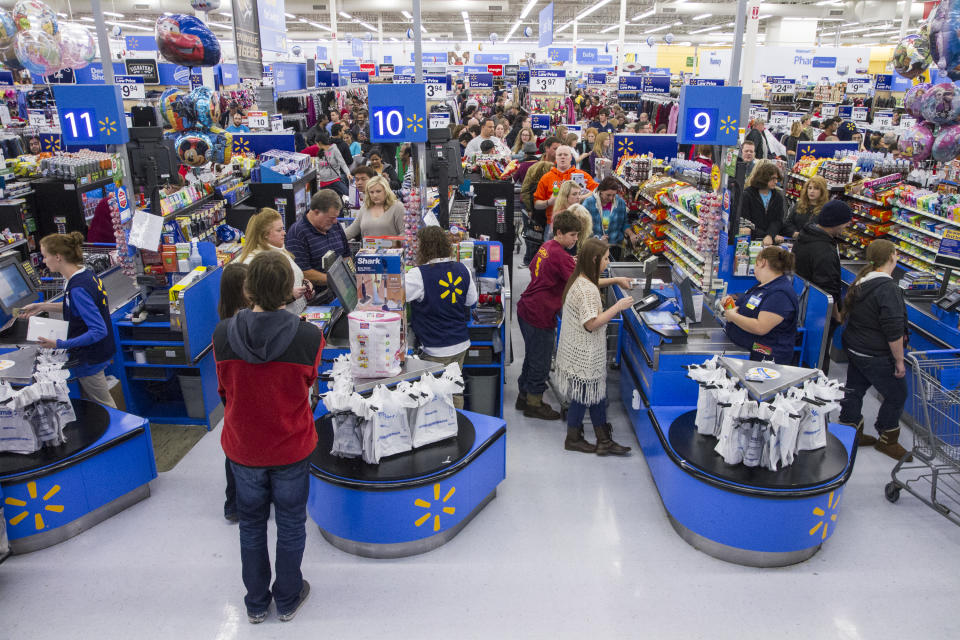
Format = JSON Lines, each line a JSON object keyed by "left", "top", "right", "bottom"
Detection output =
{"left": 531, "top": 71, "right": 564, "bottom": 94}
{"left": 114, "top": 75, "right": 145, "bottom": 100}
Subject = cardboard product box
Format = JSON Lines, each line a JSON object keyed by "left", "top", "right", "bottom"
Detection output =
{"left": 362, "top": 235, "right": 405, "bottom": 252}
{"left": 354, "top": 248, "right": 406, "bottom": 358}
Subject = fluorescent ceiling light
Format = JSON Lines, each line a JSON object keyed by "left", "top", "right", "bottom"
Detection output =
{"left": 556, "top": 21, "right": 572, "bottom": 33}
{"left": 109, "top": 22, "right": 153, "bottom": 32}
{"left": 209, "top": 23, "right": 232, "bottom": 30}
{"left": 102, "top": 11, "right": 124, "bottom": 18}
{"left": 285, "top": 13, "right": 296, "bottom": 19}
{"left": 339, "top": 11, "right": 352, "bottom": 19}
{"left": 693, "top": 13, "right": 711, "bottom": 21}
{"left": 57, "top": 12, "right": 67, "bottom": 18}
{"left": 645, "top": 24, "right": 672, "bottom": 33}
{"left": 690, "top": 24, "right": 722, "bottom": 34}
{"left": 520, "top": 0, "right": 539, "bottom": 20}
{"left": 462, "top": 11, "right": 469, "bottom": 20}
{"left": 401, "top": 11, "right": 412, "bottom": 20}
{"left": 632, "top": 9, "right": 655, "bottom": 21}
{"left": 137, "top": 18, "right": 153, "bottom": 23}
{"left": 600, "top": 24, "right": 620, "bottom": 33}
{"left": 218, "top": 11, "right": 231, "bottom": 17}
{"left": 80, "top": 17, "right": 95, "bottom": 22}
{"left": 299, "top": 17, "right": 308, "bottom": 22}
{"left": 390, "top": 37, "right": 399, "bottom": 41}
{"left": 358, "top": 21, "right": 377, "bottom": 32}
{"left": 577, "top": 0, "right": 612, "bottom": 22}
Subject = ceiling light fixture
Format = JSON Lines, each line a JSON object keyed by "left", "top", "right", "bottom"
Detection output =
{"left": 577, "top": 0, "right": 613, "bottom": 22}
{"left": 520, "top": 0, "right": 539, "bottom": 20}
{"left": 80, "top": 17, "right": 95, "bottom": 22}
{"left": 645, "top": 24, "right": 672, "bottom": 33}
{"left": 692, "top": 13, "right": 712, "bottom": 20}
{"left": 285, "top": 12, "right": 295, "bottom": 19}
{"left": 632, "top": 9, "right": 656, "bottom": 21}
{"left": 339, "top": 11, "right": 352, "bottom": 19}
{"left": 556, "top": 21, "right": 572, "bottom": 33}
{"left": 690, "top": 24, "right": 722, "bottom": 34}
{"left": 401, "top": 11, "right": 412, "bottom": 20}
{"left": 102, "top": 11, "right": 124, "bottom": 18}
{"left": 600, "top": 24, "right": 620, "bottom": 33}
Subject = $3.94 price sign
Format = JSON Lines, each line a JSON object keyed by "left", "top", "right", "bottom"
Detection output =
{"left": 531, "top": 71, "right": 564, "bottom": 94}
{"left": 247, "top": 111, "right": 269, "bottom": 130}
{"left": 425, "top": 81, "right": 446, "bottom": 100}
{"left": 114, "top": 75, "right": 145, "bottom": 100}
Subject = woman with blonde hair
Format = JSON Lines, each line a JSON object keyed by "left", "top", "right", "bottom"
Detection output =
{"left": 779, "top": 176, "right": 829, "bottom": 240}
{"left": 553, "top": 181, "right": 585, "bottom": 221}
{"left": 511, "top": 127, "right": 536, "bottom": 155}
{"left": 344, "top": 174, "right": 405, "bottom": 240}
{"left": 239, "top": 208, "right": 311, "bottom": 314}
{"left": 581, "top": 131, "right": 612, "bottom": 176}
{"left": 568, "top": 204, "right": 596, "bottom": 255}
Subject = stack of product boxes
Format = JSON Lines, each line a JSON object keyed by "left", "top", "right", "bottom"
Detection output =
{"left": 354, "top": 247, "right": 407, "bottom": 364}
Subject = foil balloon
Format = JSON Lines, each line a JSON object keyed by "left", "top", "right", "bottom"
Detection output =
{"left": 893, "top": 33, "right": 932, "bottom": 79}
{"left": 646, "top": 36, "right": 655, "bottom": 47}
{"left": 57, "top": 21, "right": 96, "bottom": 69}
{"left": 176, "top": 131, "right": 214, "bottom": 167}
{"left": 898, "top": 122, "right": 935, "bottom": 162}
{"left": 490, "top": 33, "right": 499, "bottom": 43}
{"left": 13, "top": 0, "right": 57, "bottom": 36}
{"left": 523, "top": 26, "right": 533, "bottom": 37}
{"left": 932, "top": 123, "right": 960, "bottom": 161}
{"left": 156, "top": 14, "right": 221, "bottom": 67}
{"left": 920, "top": 82, "right": 960, "bottom": 124}
{"left": 364, "top": 32, "right": 373, "bottom": 42}
{"left": 15, "top": 28, "right": 60, "bottom": 76}
{"left": 189, "top": 86, "right": 222, "bottom": 129}
{"left": 929, "top": 0, "right": 960, "bottom": 80}
{"left": 292, "top": 45, "right": 302, "bottom": 56}
{"left": 0, "top": 8, "right": 22, "bottom": 70}
{"left": 406, "top": 28, "right": 413, "bottom": 39}
{"left": 110, "top": 25, "right": 122, "bottom": 38}
{"left": 664, "top": 33, "right": 674, "bottom": 45}
{"left": 207, "top": 126, "right": 233, "bottom": 164}
{"left": 189, "top": 0, "right": 221, "bottom": 11}
{"left": 160, "top": 88, "right": 187, "bottom": 130}
{"left": 904, "top": 82, "right": 932, "bottom": 119}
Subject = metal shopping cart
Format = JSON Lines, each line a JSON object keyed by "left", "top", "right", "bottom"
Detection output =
{"left": 886, "top": 350, "right": 960, "bottom": 526}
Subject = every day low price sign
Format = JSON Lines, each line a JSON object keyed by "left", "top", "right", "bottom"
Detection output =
{"left": 530, "top": 69, "right": 564, "bottom": 93}
{"left": 467, "top": 73, "right": 493, "bottom": 89}
{"left": 642, "top": 75, "right": 670, "bottom": 94}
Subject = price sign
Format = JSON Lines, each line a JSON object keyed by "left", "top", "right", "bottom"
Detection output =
{"left": 114, "top": 75, "right": 145, "bottom": 100}
{"left": 821, "top": 103, "right": 838, "bottom": 118}
{"left": 247, "top": 110, "right": 269, "bottom": 130}
{"left": 368, "top": 83, "right": 427, "bottom": 143}
{"left": 425, "top": 80, "right": 446, "bottom": 100}
{"left": 517, "top": 70, "right": 530, "bottom": 85}
{"left": 874, "top": 110, "right": 895, "bottom": 129}
{"left": 874, "top": 74, "right": 893, "bottom": 91}
{"left": 770, "top": 111, "right": 790, "bottom": 128}
{"left": 531, "top": 70, "right": 565, "bottom": 94}
{"left": 846, "top": 77, "right": 871, "bottom": 95}
{"left": 838, "top": 105, "right": 853, "bottom": 119}
{"left": 770, "top": 79, "right": 795, "bottom": 95}
{"left": 349, "top": 71, "right": 370, "bottom": 86}
{"left": 851, "top": 106, "right": 869, "bottom": 122}
{"left": 467, "top": 73, "right": 494, "bottom": 89}
{"left": 587, "top": 73, "right": 606, "bottom": 86}
{"left": 531, "top": 114, "right": 551, "bottom": 130}
{"left": 28, "top": 110, "right": 46, "bottom": 126}
{"left": 271, "top": 114, "right": 284, "bottom": 132}
{"left": 487, "top": 64, "right": 503, "bottom": 77}
{"left": 642, "top": 75, "right": 670, "bottom": 94}
{"left": 618, "top": 75, "right": 643, "bottom": 92}
{"left": 394, "top": 74, "right": 415, "bottom": 84}
{"left": 677, "top": 85, "right": 743, "bottom": 146}
{"left": 429, "top": 113, "right": 450, "bottom": 129}
{"left": 900, "top": 115, "right": 917, "bottom": 130}
{"left": 935, "top": 228, "right": 960, "bottom": 269}
{"left": 690, "top": 78, "right": 724, "bottom": 86}
{"left": 749, "top": 105, "right": 769, "bottom": 121}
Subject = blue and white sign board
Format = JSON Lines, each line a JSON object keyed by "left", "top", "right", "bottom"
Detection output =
{"left": 232, "top": 133, "right": 297, "bottom": 155}
{"left": 547, "top": 47, "right": 572, "bottom": 63}
{"left": 474, "top": 54, "right": 510, "bottom": 64}
{"left": 874, "top": 110, "right": 895, "bottom": 129}
{"left": 114, "top": 75, "right": 145, "bottom": 100}
{"left": 794, "top": 141, "right": 859, "bottom": 160}
{"left": 531, "top": 114, "right": 551, "bottom": 130}
{"left": 429, "top": 112, "right": 451, "bottom": 129}
{"left": 539, "top": 3, "right": 554, "bottom": 47}
{"left": 677, "top": 85, "right": 742, "bottom": 147}
{"left": 900, "top": 115, "right": 917, "bottom": 131}
{"left": 642, "top": 75, "right": 670, "bottom": 94}
{"left": 46, "top": 68, "right": 75, "bottom": 84}
{"left": 821, "top": 103, "right": 838, "bottom": 118}
{"left": 935, "top": 228, "right": 960, "bottom": 269}
{"left": 838, "top": 104, "right": 853, "bottom": 119}
{"left": 613, "top": 134, "right": 679, "bottom": 165}
{"left": 351, "top": 38, "right": 363, "bottom": 59}
{"left": 394, "top": 74, "right": 415, "bottom": 84}
{"left": 424, "top": 75, "right": 447, "bottom": 100}
{"left": 618, "top": 76, "right": 643, "bottom": 92}
{"left": 530, "top": 69, "right": 564, "bottom": 94}
{"left": 770, "top": 78, "right": 796, "bottom": 96}
{"left": 690, "top": 78, "right": 724, "bottom": 86}
{"left": 467, "top": 73, "right": 493, "bottom": 89}
{"left": 257, "top": 0, "right": 288, "bottom": 53}
{"left": 350, "top": 71, "right": 370, "bottom": 86}
{"left": 597, "top": 55, "right": 614, "bottom": 65}
{"left": 576, "top": 48, "right": 598, "bottom": 64}
{"left": 317, "top": 70, "right": 335, "bottom": 88}
{"left": 0, "top": 70, "right": 13, "bottom": 86}
{"left": 274, "top": 62, "right": 306, "bottom": 92}
{"left": 845, "top": 77, "right": 871, "bottom": 95}
{"left": 190, "top": 70, "right": 203, "bottom": 90}
{"left": 769, "top": 110, "right": 790, "bottom": 128}
{"left": 517, "top": 70, "right": 530, "bottom": 85}
{"left": 219, "top": 63, "right": 240, "bottom": 86}
{"left": 587, "top": 73, "right": 607, "bottom": 86}
{"left": 368, "top": 83, "right": 428, "bottom": 143}
{"left": 749, "top": 104, "right": 769, "bottom": 122}
{"left": 52, "top": 84, "right": 129, "bottom": 146}
{"left": 874, "top": 74, "right": 893, "bottom": 91}
{"left": 852, "top": 106, "right": 869, "bottom": 122}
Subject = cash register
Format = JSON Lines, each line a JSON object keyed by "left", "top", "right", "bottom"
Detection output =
{"left": 0, "top": 254, "right": 41, "bottom": 341}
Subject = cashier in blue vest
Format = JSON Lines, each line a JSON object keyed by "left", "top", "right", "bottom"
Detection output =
{"left": 722, "top": 246, "right": 800, "bottom": 365}
{"left": 20, "top": 232, "right": 117, "bottom": 408}
{"left": 405, "top": 226, "right": 478, "bottom": 409}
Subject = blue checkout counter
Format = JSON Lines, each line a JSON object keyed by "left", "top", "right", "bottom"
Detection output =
{"left": 611, "top": 262, "right": 858, "bottom": 566}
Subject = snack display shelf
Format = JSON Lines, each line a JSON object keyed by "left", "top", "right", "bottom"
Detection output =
{"left": 844, "top": 192, "right": 885, "bottom": 207}
{"left": 663, "top": 245, "right": 704, "bottom": 280}
{"left": 665, "top": 214, "right": 699, "bottom": 244}
{"left": 892, "top": 200, "right": 960, "bottom": 229}
{"left": 893, "top": 219, "right": 944, "bottom": 240}
{"left": 888, "top": 230, "right": 939, "bottom": 253}
{"left": 662, "top": 198, "right": 699, "bottom": 225}
{"left": 663, "top": 228, "right": 705, "bottom": 263}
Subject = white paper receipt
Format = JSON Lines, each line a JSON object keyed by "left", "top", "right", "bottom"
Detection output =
{"left": 27, "top": 316, "right": 69, "bottom": 343}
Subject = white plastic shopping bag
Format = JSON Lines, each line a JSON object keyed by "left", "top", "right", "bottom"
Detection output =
{"left": 796, "top": 377, "right": 842, "bottom": 451}
{"left": 714, "top": 387, "right": 747, "bottom": 465}
{"left": 324, "top": 387, "right": 364, "bottom": 459}
{"left": 411, "top": 370, "right": 462, "bottom": 448}
{"left": 348, "top": 310, "right": 403, "bottom": 378}
{"left": 363, "top": 385, "right": 418, "bottom": 463}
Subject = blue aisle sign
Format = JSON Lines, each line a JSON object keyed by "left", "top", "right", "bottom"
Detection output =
{"left": 317, "top": 70, "right": 334, "bottom": 88}
{"left": 838, "top": 105, "right": 853, "bottom": 119}
{"left": 219, "top": 63, "right": 239, "bottom": 85}
{"left": 618, "top": 76, "right": 643, "bottom": 92}
{"left": 317, "top": 46, "right": 328, "bottom": 60}
{"left": 467, "top": 73, "right": 493, "bottom": 89}
{"left": 874, "top": 74, "right": 893, "bottom": 91}
{"left": 587, "top": 73, "right": 607, "bottom": 86}
{"left": 258, "top": 0, "right": 288, "bottom": 53}
{"left": 232, "top": 133, "right": 296, "bottom": 155}
{"left": 576, "top": 48, "right": 598, "bottom": 64}
{"left": 935, "top": 228, "right": 960, "bottom": 269}
{"left": 351, "top": 38, "right": 363, "bottom": 59}
{"left": 350, "top": 71, "right": 370, "bottom": 85}
{"left": 52, "top": 85, "right": 129, "bottom": 145}
{"left": 517, "top": 70, "right": 530, "bottom": 85}
{"left": 597, "top": 55, "right": 613, "bottom": 65}
{"left": 539, "top": 3, "right": 554, "bottom": 47}
{"left": 0, "top": 70, "right": 12, "bottom": 85}
{"left": 642, "top": 75, "right": 671, "bottom": 94}
{"left": 677, "top": 85, "right": 743, "bottom": 146}
{"left": 475, "top": 54, "right": 510, "bottom": 64}
{"left": 613, "top": 134, "right": 679, "bottom": 165}
{"left": 690, "top": 78, "right": 724, "bottom": 86}
{"left": 124, "top": 35, "right": 157, "bottom": 52}
{"left": 368, "top": 83, "right": 427, "bottom": 143}
{"left": 531, "top": 114, "right": 551, "bottom": 130}
{"left": 547, "top": 47, "right": 572, "bottom": 62}
{"left": 274, "top": 62, "right": 306, "bottom": 92}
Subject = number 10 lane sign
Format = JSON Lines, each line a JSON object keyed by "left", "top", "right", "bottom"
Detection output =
{"left": 368, "top": 83, "right": 428, "bottom": 143}
{"left": 677, "top": 85, "right": 743, "bottom": 146}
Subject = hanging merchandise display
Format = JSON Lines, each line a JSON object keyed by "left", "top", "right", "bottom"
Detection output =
{"left": 894, "top": 30, "right": 933, "bottom": 79}
{"left": 929, "top": 0, "right": 960, "bottom": 81}
{"left": 155, "top": 14, "right": 221, "bottom": 67}
{"left": 0, "top": 1, "right": 95, "bottom": 76}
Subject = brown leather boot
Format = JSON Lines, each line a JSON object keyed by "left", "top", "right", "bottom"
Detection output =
{"left": 523, "top": 394, "right": 561, "bottom": 420}
{"left": 594, "top": 423, "right": 632, "bottom": 456}
{"left": 875, "top": 427, "right": 913, "bottom": 462}
{"left": 564, "top": 426, "right": 597, "bottom": 453}
{"left": 840, "top": 418, "right": 877, "bottom": 447}
{"left": 515, "top": 393, "right": 527, "bottom": 411}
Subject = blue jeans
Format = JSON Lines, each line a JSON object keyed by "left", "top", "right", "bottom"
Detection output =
{"left": 518, "top": 316, "right": 555, "bottom": 396}
{"left": 224, "top": 457, "right": 236, "bottom": 518}
{"left": 567, "top": 399, "right": 607, "bottom": 428}
{"left": 230, "top": 458, "right": 310, "bottom": 615}
{"left": 839, "top": 352, "right": 907, "bottom": 433}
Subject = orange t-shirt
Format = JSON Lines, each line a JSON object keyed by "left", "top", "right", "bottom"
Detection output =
{"left": 533, "top": 167, "right": 599, "bottom": 223}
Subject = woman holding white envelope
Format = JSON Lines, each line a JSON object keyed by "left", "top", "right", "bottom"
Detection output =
{"left": 20, "top": 232, "right": 117, "bottom": 408}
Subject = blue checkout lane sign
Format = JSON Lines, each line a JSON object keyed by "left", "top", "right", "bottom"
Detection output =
{"left": 935, "top": 228, "right": 960, "bottom": 269}
{"left": 52, "top": 84, "right": 129, "bottom": 146}
{"left": 677, "top": 85, "right": 743, "bottom": 146}
{"left": 368, "top": 83, "right": 427, "bottom": 144}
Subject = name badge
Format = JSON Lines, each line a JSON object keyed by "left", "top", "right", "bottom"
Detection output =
{"left": 745, "top": 294, "right": 762, "bottom": 310}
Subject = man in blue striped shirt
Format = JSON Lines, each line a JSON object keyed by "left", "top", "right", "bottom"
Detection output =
{"left": 284, "top": 189, "right": 349, "bottom": 303}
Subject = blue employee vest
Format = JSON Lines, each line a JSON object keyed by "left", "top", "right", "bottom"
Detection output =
{"left": 410, "top": 262, "right": 471, "bottom": 349}
{"left": 725, "top": 275, "right": 799, "bottom": 364}
{"left": 63, "top": 269, "right": 115, "bottom": 366}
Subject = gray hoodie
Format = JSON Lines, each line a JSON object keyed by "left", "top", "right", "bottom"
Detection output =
{"left": 226, "top": 308, "right": 302, "bottom": 363}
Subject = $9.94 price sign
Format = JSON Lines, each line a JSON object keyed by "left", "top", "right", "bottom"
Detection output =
{"left": 114, "top": 75, "right": 145, "bottom": 100}
{"left": 530, "top": 70, "right": 565, "bottom": 94}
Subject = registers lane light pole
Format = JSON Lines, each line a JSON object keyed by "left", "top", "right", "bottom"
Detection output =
{"left": 617, "top": 0, "right": 626, "bottom": 74}
{"left": 412, "top": 0, "right": 428, "bottom": 216}
{"left": 330, "top": 0, "right": 339, "bottom": 69}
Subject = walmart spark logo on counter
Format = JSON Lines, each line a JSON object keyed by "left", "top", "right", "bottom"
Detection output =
{"left": 809, "top": 490, "right": 840, "bottom": 540}
{"left": 414, "top": 483, "right": 456, "bottom": 532}
{"left": 5, "top": 481, "right": 65, "bottom": 531}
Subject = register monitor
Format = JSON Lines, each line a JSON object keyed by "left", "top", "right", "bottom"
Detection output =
{"left": 325, "top": 255, "right": 358, "bottom": 313}
{"left": 0, "top": 255, "right": 39, "bottom": 332}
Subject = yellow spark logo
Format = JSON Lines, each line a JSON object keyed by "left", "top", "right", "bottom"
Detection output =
{"left": 233, "top": 137, "right": 251, "bottom": 154}
{"left": 617, "top": 139, "right": 634, "bottom": 155}
{"left": 99, "top": 117, "right": 117, "bottom": 135}
{"left": 128, "top": 37, "right": 138, "bottom": 48}
{"left": 5, "top": 481, "right": 65, "bottom": 532}
{"left": 406, "top": 113, "right": 424, "bottom": 132}
{"left": 438, "top": 271, "right": 464, "bottom": 303}
{"left": 414, "top": 483, "right": 455, "bottom": 532}
{"left": 719, "top": 116, "right": 737, "bottom": 134}
{"left": 43, "top": 136, "right": 61, "bottom": 152}
{"left": 809, "top": 490, "right": 840, "bottom": 540}
{"left": 799, "top": 145, "right": 816, "bottom": 157}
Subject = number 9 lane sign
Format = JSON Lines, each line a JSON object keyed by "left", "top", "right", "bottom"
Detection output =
{"left": 677, "top": 85, "right": 742, "bottom": 147}
{"left": 368, "top": 83, "right": 428, "bottom": 143}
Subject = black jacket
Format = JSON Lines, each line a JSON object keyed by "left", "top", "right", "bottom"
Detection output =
{"left": 842, "top": 273, "right": 908, "bottom": 357}
{"left": 741, "top": 186, "right": 786, "bottom": 241}
{"left": 744, "top": 128, "right": 767, "bottom": 158}
{"left": 781, "top": 201, "right": 818, "bottom": 237}
{"left": 793, "top": 223, "right": 842, "bottom": 309}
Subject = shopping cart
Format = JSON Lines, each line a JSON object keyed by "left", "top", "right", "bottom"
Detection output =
{"left": 886, "top": 350, "right": 960, "bottom": 526}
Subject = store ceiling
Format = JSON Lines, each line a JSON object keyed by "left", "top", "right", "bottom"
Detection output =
{"left": 59, "top": 0, "right": 923, "bottom": 47}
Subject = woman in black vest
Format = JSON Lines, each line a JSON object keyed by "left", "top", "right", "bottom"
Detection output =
{"left": 21, "top": 232, "right": 117, "bottom": 408}
{"left": 404, "top": 227, "right": 478, "bottom": 408}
